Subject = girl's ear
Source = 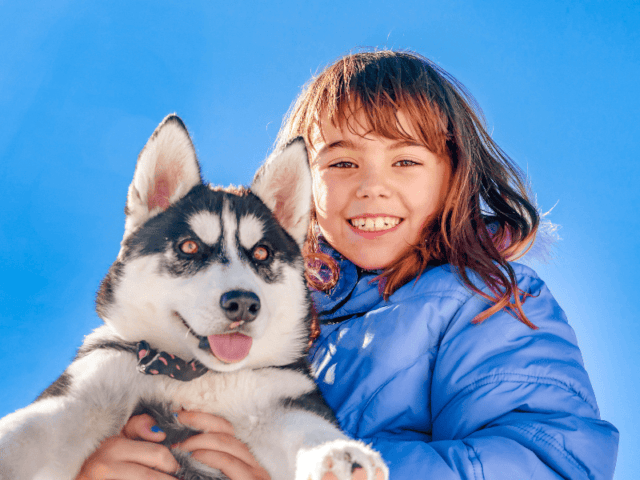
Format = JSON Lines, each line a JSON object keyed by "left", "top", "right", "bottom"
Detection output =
{"left": 123, "top": 114, "right": 202, "bottom": 239}
{"left": 251, "top": 138, "right": 312, "bottom": 246}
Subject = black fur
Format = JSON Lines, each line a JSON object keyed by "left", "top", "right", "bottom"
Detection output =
{"left": 95, "top": 260, "right": 124, "bottom": 319}
{"left": 35, "top": 339, "right": 137, "bottom": 403}
{"left": 75, "top": 339, "right": 137, "bottom": 360}
{"left": 273, "top": 359, "right": 339, "bottom": 427}
{"left": 127, "top": 185, "right": 228, "bottom": 272}
{"left": 282, "top": 389, "right": 339, "bottom": 427}
{"left": 34, "top": 372, "right": 73, "bottom": 402}
{"left": 133, "top": 400, "right": 201, "bottom": 447}
{"left": 229, "top": 191, "right": 301, "bottom": 268}
{"left": 119, "top": 186, "right": 299, "bottom": 285}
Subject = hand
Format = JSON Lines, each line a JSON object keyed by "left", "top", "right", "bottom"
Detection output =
{"left": 76, "top": 414, "right": 179, "bottom": 480}
{"left": 172, "top": 410, "right": 271, "bottom": 480}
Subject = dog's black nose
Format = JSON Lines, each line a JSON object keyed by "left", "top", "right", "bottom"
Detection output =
{"left": 220, "top": 290, "right": 261, "bottom": 322}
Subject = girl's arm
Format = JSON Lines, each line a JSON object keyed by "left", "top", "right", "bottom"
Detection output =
{"left": 314, "top": 266, "right": 619, "bottom": 480}
{"left": 393, "top": 278, "right": 617, "bottom": 479}
{"left": 420, "top": 270, "right": 618, "bottom": 479}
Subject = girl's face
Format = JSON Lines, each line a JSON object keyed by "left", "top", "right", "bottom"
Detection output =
{"left": 309, "top": 110, "right": 452, "bottom": 270}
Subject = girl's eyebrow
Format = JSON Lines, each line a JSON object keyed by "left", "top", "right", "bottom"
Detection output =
{"left": 315, "top": 138, "right": 425, "bottom": 157}
{"left": 316, "top": 139, "right": 357, "bottom": 156}
{"left": 388, "top": 139, "right": 426, "bottom": 149}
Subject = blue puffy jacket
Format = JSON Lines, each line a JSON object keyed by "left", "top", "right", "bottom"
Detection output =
{"left": 308, "top": 243, "right": 618, "bottom": 479}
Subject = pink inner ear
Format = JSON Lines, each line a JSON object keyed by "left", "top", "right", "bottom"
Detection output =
{"left": 273, "top": 196, "right": 294, "bottom": 231}
{"left": 268, "top": 168, "right": 297, "bottom": 230}
{"left": 147, "top": 160, "right": 183, "bottom": 211}
{"left": 147, "top": 179, "right": 171, "bottom": 210}
{"left": 148, "top": 179, "right": 172, "bottom": 210}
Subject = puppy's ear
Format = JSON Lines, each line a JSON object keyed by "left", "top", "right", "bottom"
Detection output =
{"left": 251, "top": 138, "right": 312, "bottom": 246}
{"left": 124, "top": 115, "right": 202, "bottom": 238}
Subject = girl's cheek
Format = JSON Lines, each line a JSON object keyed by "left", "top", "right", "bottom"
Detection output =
{"left": 311, "top": 172, "right": 330, "bottom": 208}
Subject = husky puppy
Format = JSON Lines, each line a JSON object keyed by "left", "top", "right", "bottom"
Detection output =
{"left": 0, "top": 115, "right": 388, "bottom": 480}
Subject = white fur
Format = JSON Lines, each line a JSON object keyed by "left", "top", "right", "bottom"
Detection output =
{"left": 0, "top": 341, "right": 384, "bottom": 480}
{"left": 0, "top": 117, "right": 387, "bottom": 480}
{"left": 0, "top": 350, "right": 152, "bottom": 479}
{"left": 221, "top": 198, "right": 240, "bottom": 258}
{"left": 122, "top": 115, "right": 201, "bottom": 244}
{"left": 189, "top": 211, "right": 221, "bottom": 245}
{"left": 238, "top": 214, "right": 265, "bottom": 250}
{"left": 297, "top": 438, "right": 388, "bottom": 480}
{"left": 251, "top": 139, "right": 312, "bottom": 246}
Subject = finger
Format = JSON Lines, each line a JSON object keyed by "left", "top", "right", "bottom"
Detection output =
{"left": 121, "top": 414, "right": 166, "bottom": 442}
{"left": 175, "top": 410, "right": 235, "bottom": 436}
{"left": 77, "top": 436, "right": 180, "bottom": 480}
{"left": 100, "top": 436, "right": 180, "bottom": 473}
{"left": 190, "top": 450, "right": 269, "bottom": 480}
{"left": 176, "top": 432, "right": 262, "bottom": 469}
{"left": 80, "top": 460, "right": 179, "bottom": 480}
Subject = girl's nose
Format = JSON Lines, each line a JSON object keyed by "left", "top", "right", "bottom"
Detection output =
{"left": 355, "top": 166, "right": 391, "bottom": 199}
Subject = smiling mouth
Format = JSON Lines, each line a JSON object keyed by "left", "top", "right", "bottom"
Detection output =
{"left": 349, "top": 216, "right": 402, "bottom": 232}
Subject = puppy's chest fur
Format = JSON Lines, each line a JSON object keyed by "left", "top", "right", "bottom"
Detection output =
{"left": 133, "top": 359, "right": 327, "bottom": 478}
{"left": 159, "top": 366, "right": 317, "bottom": 422}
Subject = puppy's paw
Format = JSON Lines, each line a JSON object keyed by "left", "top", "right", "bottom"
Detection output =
{"left": 296, "top": 439, "right": 388, "bottom": 480}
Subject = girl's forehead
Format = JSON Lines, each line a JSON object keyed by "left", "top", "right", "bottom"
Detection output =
{"left": 310, "top": 108, "right": 422, "bottom": 151}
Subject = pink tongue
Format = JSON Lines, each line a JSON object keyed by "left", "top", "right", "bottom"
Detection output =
{"left": 208, "top": 333, "right": 253, "bottom": 363}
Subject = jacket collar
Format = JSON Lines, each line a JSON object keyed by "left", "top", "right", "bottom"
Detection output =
{"left": 311, "top": 237, "right": 387, "bottom": 322}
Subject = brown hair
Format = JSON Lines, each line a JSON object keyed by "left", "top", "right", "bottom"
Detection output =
{"left": 277, "top": 50, "right": 539, "bottom": 328}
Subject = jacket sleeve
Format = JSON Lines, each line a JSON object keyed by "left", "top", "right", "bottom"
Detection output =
{"left": 361, "top": 269, "right": 619, "bottom": 479}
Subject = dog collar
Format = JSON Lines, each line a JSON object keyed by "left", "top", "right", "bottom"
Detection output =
{"left": 136, "top": 341, "right": 208, "bottom": 381}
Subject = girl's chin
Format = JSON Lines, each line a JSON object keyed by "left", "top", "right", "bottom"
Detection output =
{"left": 321, "top": 228, "right": 408, "bottom": 270}
{"left": 345, "top": 247, "right": 404, "bottom": 271}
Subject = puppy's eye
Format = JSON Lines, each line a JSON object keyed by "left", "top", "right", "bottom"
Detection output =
{"left": 252, "top": 246, "right": 269, "bottom": 261}
{"left": 180, "top": 240, "right": 199, "bottom": 255}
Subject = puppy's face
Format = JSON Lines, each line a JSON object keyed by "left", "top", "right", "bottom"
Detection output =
{"left": 95, "top": 116, "right": 312, "bottom": 373}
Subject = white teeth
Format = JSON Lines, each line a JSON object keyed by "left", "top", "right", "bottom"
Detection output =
{"left": 349, "top": 216, "right": 401, "bottom": 232}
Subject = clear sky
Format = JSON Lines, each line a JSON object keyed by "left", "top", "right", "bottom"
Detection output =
{"left": 1, "top": 1, "right": 638, "bottom": 477}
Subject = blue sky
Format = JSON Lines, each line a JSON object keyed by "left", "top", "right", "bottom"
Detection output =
{"left": 0, "top": 1, "right": 638, "bottom": 477}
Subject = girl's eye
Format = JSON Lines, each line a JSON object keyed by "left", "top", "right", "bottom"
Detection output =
{"left": 252, "top": 246, "right": 269, "bottom": 261}
{"left": 330, "top": 160, "right": 357, "bottom": 168}
{"left": 180, "top": 240, "right": 199, "bottom": 255}
{"left": 394, "top": 159, "right": 419, "bottom": 167}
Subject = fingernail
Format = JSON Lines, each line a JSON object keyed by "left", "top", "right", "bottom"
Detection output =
{"left": 151, "top": 425, "right": 164, "bottom": 433}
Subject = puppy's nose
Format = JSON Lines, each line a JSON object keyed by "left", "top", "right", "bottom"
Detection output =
{"left": 220, "top": 290, "right": 260, "bottom": 323}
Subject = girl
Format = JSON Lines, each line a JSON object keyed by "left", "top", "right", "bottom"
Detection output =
{"left": 78, "top": 50, "right": 618, "bottom": 479}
